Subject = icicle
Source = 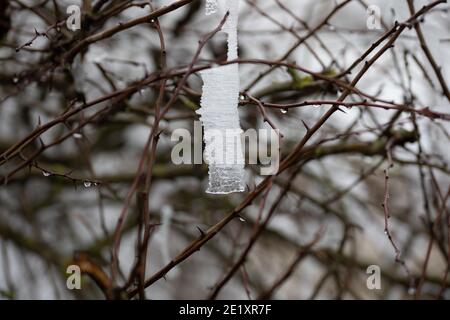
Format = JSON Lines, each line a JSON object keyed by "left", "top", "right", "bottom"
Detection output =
{"left": 197, "top": 0, "right": 244, "bottom": 194}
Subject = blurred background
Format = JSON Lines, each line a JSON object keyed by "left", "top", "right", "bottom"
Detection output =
{"left": 0, "top": 0, "right": 449, "bottom": 299}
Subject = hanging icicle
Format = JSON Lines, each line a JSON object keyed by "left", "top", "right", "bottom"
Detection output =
{"left": 197, "top": 0, "right": 245, "bottom": 194}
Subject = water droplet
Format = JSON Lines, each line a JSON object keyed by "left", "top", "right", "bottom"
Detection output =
{"left": 281, "top": 109, "right": 287, "bottom": 114}
{"left": 328, "top": 25, "right": 336, "bottom": 31}
{"left": 312, "top": 104, "right": 320, "bottom": 108}
{"left": 408, "top": 287, "right": 416, "bottom": 295}
{"left": 150, "top": 19, "right": 155, "bottom": 23}
{"left": 73, "top": 133, "right": 82, "bottom": 139}
{"left": 239, "top": 217, "right": 246, "bottom": 222}
{"left": 384, "top": 230, "right": 388, "bottom": 235}
{"left": 239, "top": 94, "right": 245, "bottom": 101}
{"left": 84, "top": 181, "right": 92, "bottom": 188}
{"left": 13, "top": 77, "right": 18, "bottom": 84}
{"left": 42, "top": 171, "right": 51, "bottom": 177}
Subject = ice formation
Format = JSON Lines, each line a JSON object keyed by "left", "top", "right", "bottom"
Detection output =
{"left": 197, "top": 0, "right": 245, "bottom": 194}
{"left": 205, "top": 0, "right": 218, "bottom": 15}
